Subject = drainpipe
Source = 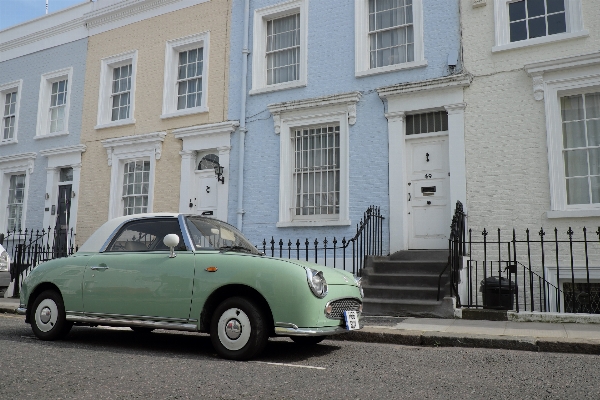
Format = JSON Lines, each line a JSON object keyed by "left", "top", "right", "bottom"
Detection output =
{"left": 237, "top": 0, "right": 250, "bottom": 231}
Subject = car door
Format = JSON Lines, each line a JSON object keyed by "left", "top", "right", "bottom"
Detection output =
{"left": 82, "top": 217, "right": 194, "bottom": 321}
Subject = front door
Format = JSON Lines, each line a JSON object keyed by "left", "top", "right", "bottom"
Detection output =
{"left": 194, "top": 170, "right": 218, "bottom": 216}
{"left": 406, "top": 135, "right": 450, "bottom": 249}
{"left": 54, "top": 184, "right": 72, "bottom": 257}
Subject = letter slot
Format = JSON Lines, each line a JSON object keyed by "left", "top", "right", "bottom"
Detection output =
{"left": 421, "top": 186, "right": 436, "bottom": 196}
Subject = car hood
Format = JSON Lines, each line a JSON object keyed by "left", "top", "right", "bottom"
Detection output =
{"left": 277, "top": 258, "right": 358, "bottom": 286}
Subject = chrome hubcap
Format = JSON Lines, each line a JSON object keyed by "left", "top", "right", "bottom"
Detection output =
{"left": 225, "top": 319, "right": 242, "bottom": 340}
{"left": 40, "top": 307, "right": 52, "bottom": 324}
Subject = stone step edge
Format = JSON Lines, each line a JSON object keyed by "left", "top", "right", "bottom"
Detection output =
{"left": 330, "top": 328, "right": 600, "bottom": 355}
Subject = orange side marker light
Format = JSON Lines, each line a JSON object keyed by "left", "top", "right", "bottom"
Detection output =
{"left": 205, "top": 266, "right": 218, "bottom": 272}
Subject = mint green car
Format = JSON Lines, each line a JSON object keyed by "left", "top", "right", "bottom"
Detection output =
{"left": 18, "top": 214, "right": 363, "bottom": 360}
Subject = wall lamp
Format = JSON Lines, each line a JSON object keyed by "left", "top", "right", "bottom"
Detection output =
{"left": 214, "top": 165, "right": 225, "bottom": 184}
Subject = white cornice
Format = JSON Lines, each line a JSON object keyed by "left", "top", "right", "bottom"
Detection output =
{"left": 524, "top": 51, "right": 600, "bottom": 75}
{"left": 173, "top": 121, "right": 240, "bottom": 139}
{"left": 85, "top": 0, "right": 181, "bottom": 29}
{"left": 39, "top": 145, "right": 87, "bottom": 157}
{"left": 0, "top": 152, "right": 37, "bottom": 174}
{"left": 267, "top": 91, "right": 362, "bottom": 115}
{"left": 102, "top": 132, "right": 166, "bottom": 166}
{"left": 377, "top": 74, "right": 472, "bottom": 98}
{"left": 0, "top": 18, "right": 85, "bottom": 54}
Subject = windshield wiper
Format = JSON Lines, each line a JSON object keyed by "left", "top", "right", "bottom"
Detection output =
{"left": 219, "top": 245, "right": 254, "bottom": 254}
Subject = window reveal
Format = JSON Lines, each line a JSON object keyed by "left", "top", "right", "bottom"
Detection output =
{"left": 368, "top": 0, "right": 414, "bottom": 68}
{"left": 509, "top": 0, "right": 566, "bottom": 42}
{"left": 7, "top": 174, "right": 25, "bottom": 232}
{"left": 267, "top": 13, "right": 300, "bottom": 85}
{"left": 122, "top": 160, "right": 151, "bottom": 216}
{"left": 293, "top": 125, "right": 340, "bottom": 217}
{"left": 111, "top": 64, "right": 132, "bottom": 121}
{"left": 561, "top": 92, "right": 600, "bottom": 205}
{"left": 49, "top": 79, "right": 68, "bottom": 133}
{"left": 177, "top": 48, "right": 203, "bottom": 110}
{"left": 2, "top": 91, "right": 17, "bottom": 141}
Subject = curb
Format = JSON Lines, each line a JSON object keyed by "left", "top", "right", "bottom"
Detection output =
{"left": 0, "top": 304, "right": 18, "bottom": 314}
{"left": 331, "top": 327, "right": 600, "bottom": 355}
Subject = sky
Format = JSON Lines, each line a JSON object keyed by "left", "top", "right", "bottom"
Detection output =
{"left": 0, "top": 0, "right": 87, "bottom": 31}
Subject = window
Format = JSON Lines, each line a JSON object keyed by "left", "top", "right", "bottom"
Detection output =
{"left": 162, "top": 32, "right": 210, "bottom": 119}
{"left": 198, "top": 154, "right": 219, "bottom": 170}
{"left": 268, "top": 92, "right": 360, "bottom": 227}
{"left": 355, "top": 0, "right": 425, "bottom": 77}
{"left": 0, "top": 80, "right": 22, "bottom": 144}
{"left": 406, "top": 111, "right": 448, "bottom": 135}
{"left": 107, "top": 218, "right": 186, "bottom": 252}
{"left": 122, "top": 160, "right": 150, "bottom": 216}
{"left": 561, "top": 92, "right": 600, "bottom": 205}
{"left": 7, "top": 174, "right": 25, "bottom": 232}
{"left": 111, "top": 64, "right": 132, "bottom": 121}
{"left": 96, "top": 51, "right": 137, "bottom": 129}
{"left": 250, "top": 0, "right": 308, "bottom": 94}
{"left": 493, "top": 0, "right": 587, "bottom": 52}
{"left": 60, "top": 167, "right": 73, "bottom": 183}
{"left": 36, "top": 68, "right": 72, "bottom": 138}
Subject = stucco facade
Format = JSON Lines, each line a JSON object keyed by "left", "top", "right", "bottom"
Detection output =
{"left": 77, "top": 0, "right": 233, "bottom": 242}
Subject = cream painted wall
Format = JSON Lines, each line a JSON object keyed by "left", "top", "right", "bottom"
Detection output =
{"left": 77, "top": 0, "right": 232, "bottom": 243}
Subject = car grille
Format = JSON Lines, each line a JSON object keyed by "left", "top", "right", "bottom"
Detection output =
{"left": 325, "top": 298, "right": 362, "bottom": 320}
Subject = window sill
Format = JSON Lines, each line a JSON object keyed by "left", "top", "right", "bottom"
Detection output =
{"left": 546, "top": 209, "right": 600, "bottom": 219}
{"left": 160, "top": 106, "right": 209, "bottom": 120}
{"left": 355, "top": 60, "right": 428, "bottom": 78}
{"left": 492, "top": 30, "right": 589, "bottom": 53}
{"left": 249, "top": 79, "right": 307, "bottom": 96}
{"left": 95, "top": 118, "right": 136, "bottom": 130}
{"left": 34, "top": 131, "right": 69, "bottom": 140}
{"left": 276, "top": 219, "right": 351, "bottom": 228}
{"left": 0, "top": 139, "right": 17, "bottom": 146}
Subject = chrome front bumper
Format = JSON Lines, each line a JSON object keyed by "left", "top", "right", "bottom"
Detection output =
{"left": 274, "top": 324, "right": 361, "bottom": 337}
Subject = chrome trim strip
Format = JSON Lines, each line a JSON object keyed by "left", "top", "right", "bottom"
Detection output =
{"left": 275, "top": 322, "right": 299, "bottom": 329}
{"left": 78, "top": 312, "right": 190, "bottom": 324}
{"left": 16, "top": 307, "right": 27, "bottom": 315}
{"left": 65, "top": 315, "right": 198, "bottom": 332}
{"left": 275, "top": 325, "right": 358, "bottom": 337}
{"left": 178, "top": 215, "right": 195, "bottom": 254}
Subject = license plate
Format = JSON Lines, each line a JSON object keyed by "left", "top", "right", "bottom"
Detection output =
{"left": 343, "top": 310, "right": 360, "bottom": 330}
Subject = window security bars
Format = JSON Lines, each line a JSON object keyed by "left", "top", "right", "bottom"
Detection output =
{"left": 369, "top": 0, "right": 414, "bottom": 68}
{"left": 406, "top": 111, "right": 448, "bottom": 135}
{"left": 293, "top": 124, "right": 340, "bottom": 217}
{"left": 49, "top": 79, "right": 67, "bottom": 133}
{"left": 7, "top": 174, "right": 25, "bottom": 232}
{"left": 259, "top": 206, "right": 385, "bottom": 276}
{"left": 0, "top": 227, "right": 77, "bottom": 298}
{"left": 177, "top": 48, "right": 203, "bottom": 110}
{"left": 266, "top": 13, "right": 300, "bottom": 85}
{"left": 509, "top": 0, "right": 566, "bottom": 42}
{"left": 3, "top": 91, "right": 17, "bottom": 140}
{"left": 561, "top": 92, "right": 600, "bottom": 205}
{"left": 122, "top": 160, "right": 150, "bottom": 216}
{"left": 111, "top": 64, "right": 132, "bottom": 121}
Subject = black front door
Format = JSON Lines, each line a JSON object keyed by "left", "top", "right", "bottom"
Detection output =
{"left": 54, "top": 185, "right": 72, "bottom": 257}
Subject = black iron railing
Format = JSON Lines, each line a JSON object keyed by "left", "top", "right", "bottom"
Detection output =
{"left": 258, "top": 206, "right": 385, "bottom": 276}
{"left": 0, "top": 227, "right": 77, "bottom": 298}
{"left": 437, "top": 201, "right": 466, "bottom": 305}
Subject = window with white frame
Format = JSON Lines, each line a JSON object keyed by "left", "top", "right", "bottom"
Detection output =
{"left": 96, "top": 51, "right": 137, "bottom": 129}
{"left": 251, "top": 0, "right": 308, "bottom": 95}
{"left": 36, "top": 68, "right": 72, "bottom": 138}
{"left": 6, "top": 174, "right": 25, "bottom": 232}
{"left": 355, "top": 0, "right": 425, "bottom": 77}
{"left": 161, "top": 32, "right": 209, "bottom": 119}
{"left": 493, "top": 0, "right": 587, "bottom": 52}
{"left": 122, "top": 160, "right": 150, "bottom": 215}
{"left": 0, "top": 80, "right": 21, "bottom": 144}
{"left": 561, "top": 92, "right": 600, "bottom": 206}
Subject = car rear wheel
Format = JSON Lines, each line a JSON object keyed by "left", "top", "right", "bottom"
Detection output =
{"left": 30, "top": 290, "right": 72, "bottom": 341}
{"left": 210, "top": 297, "right": 269, "bottom": 360}
{"left": 290, "top": 336, "right": 326, "bottom": 346}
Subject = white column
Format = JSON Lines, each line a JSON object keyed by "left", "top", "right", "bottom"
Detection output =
{"left": 217, "top": 146, "right": 231, "bottom": 222}
{"left": 42, "top": 167, "right": 56, "bottom": 230}
{"left": 179, "top": 150, "right": 196, "bottom": 213}
{"left": 445, "top": 103, "right": 467, "bottom": 215}
{"left": 387, "top": 111, "right": 408, "bottom": 253}
{"left": 70, "top": 163, "right": 82, "bottom": 237}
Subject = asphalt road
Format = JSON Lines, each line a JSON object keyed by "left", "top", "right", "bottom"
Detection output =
{"left": 1, "top": 314, "right": 599, "bottom": 399}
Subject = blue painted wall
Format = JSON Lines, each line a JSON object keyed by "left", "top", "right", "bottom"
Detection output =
{"left": 0, "top": 38, "right": 88, "bottom": 231}
{"left": 227, "top": 0, "right": 461, "bottom": 252}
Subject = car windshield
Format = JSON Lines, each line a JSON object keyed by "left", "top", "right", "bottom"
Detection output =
{"left": 185, "top": 217, "right": 261, "bottom": 255}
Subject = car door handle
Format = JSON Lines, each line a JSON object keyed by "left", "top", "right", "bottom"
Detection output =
{"left": 90, "top": 264, "right": 109, "bottom": 270}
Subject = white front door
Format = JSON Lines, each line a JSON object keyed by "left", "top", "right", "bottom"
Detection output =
{"left": 406, "top": 135, "right": 450, "bottom": 249}
{"left": 194, "top": 170, "right": 219, "bottom": 217}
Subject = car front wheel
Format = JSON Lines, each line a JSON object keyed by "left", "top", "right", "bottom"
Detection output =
{"left": 210, "top": 297, "right": 269, "bottom": 360}
{"left": 30, "top": 290, "right": 72, "bottom": 341}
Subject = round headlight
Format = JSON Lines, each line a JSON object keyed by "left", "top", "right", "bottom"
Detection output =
{"left": 0, "top": 251, "right": 8, "bottom": 272}
{"left": 354, "top": 276, "right": 364, "bottom": 298}
{"left": 306, "top": 268, "right": 328, "bottom": 298}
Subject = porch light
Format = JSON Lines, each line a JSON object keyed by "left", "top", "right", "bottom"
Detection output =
{"left": 214, "top": 165, "right": 225, "bottom": 184}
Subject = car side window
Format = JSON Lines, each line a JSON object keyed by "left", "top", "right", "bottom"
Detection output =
{"left": 106, "top": 218, "right": 187, "bottom": 252}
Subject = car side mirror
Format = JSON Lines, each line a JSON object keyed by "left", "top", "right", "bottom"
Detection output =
{"left": 163, "top": 234, "right": 180, "bottom": 258}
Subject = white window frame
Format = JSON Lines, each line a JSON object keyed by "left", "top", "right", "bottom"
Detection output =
{"left": 525, "top": 52, "right": 600, "bottom": 218}
{"left": 268, "top": 92, "right": 360, "bottom": 227}
{"left": 161, "top": 32, "right": 210, "bottom": 119}
{"left": 35, "top": 67, "right": 73, "bottom": 139}
{"left": 0, "top": 153, "right": 35, "bottom": 233}
{"left": 0, "top": 80, "right": 22, "bottom": 146}
{"left": 102, "top": 132, "right": 166, "bottom": 219}
{"left": 355, "top": 0, "right": 426, "bottom": 78}
{"left": 492, "top": 0, "right": 588, "bottom": 53}
{"left": 95, "top": 50, "right": 138, "bottom": 130}
{"left": 250, "top": 0, "right": 308, "bottom": 95}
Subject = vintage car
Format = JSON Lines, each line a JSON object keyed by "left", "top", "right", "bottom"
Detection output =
{"left": 17, "top": 213, "right": 363, "bottom": 360}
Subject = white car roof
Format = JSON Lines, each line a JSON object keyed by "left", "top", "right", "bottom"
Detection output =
{"left": 78, "top": 213, "right": 180, "bottom": 253}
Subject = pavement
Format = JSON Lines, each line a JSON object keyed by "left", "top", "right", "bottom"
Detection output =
{"left": 2, "top": 297, "right": 599, "bottom": 355}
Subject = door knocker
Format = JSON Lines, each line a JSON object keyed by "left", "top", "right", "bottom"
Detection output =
{"left": 206, "top": 186, "right": 211, "bottom": 193}
{"left": 426, "top": 153, "right": 430, "bottom": 162}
